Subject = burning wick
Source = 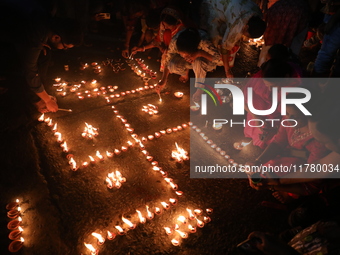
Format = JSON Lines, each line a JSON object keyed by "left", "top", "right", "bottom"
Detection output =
{"left": 177, "top": 216, "right": 187, "bottom": 225}
{"left": 176, "top": 230, "right": 188, "bottom": 239}
{"left": 8, "top": 237, "right": 24, "bottom": 253}
{"left": 164, "top": 227, "right": 172, "bottom": 235}
{"left": 122, "top": 216, "right": 136, "bottom": 229}
{"left": 171, "top": 238, "right": 180, "bottom": 246}
{"left": 171, "top": 142, "right": 189, "bottom": 163}
{"left": 158, "top": 92, "right": 162, "bottom": 102}
{"left": 91, "top": 232, "right": 105, "bottom": 245}
{"left": 154, "top": 207, "right": 162, "bottom": 215}
{"left": 233, "top": 141, "right": 252, "bottom": 150}
{"left": 115, "top": 226, "right": 125, "bottom": 235}
{"left": 136, "top": 210, "right": 146, "bottom": 224}
{"left": 186, "top": 209, "right": 195, "bottom": 220}
{"left": 161, "top": 202, "right": 170, "bottom": 210}
{"left": 146, "top": 206, "right": 154, "bottom": 220}
{"left": 169, "top": 198, "right": 177, "bottom": 205}
{"left": 84, "top": 243, "right": 98, "bottom": 255}
{"left": 188, "top": 224, "right": 196, "bottom": 233}
{"left": 82, "top": 122, "right": 99, "bottom": 139}
{"left": 196, "top": 218, "right": 205, "bottom": 228}
{"left": 107, "top": 230, "right": 116, "bottom": 240}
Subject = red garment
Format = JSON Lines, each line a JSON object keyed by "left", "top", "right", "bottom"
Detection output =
{"left": 243, "top": 63, "right": 302, "bottom": 148}
{"left": 264, "top": 0, "right": 309, "bottom": 46}
{"left": 264, "top": 123, "right": 329, "bottom": 195}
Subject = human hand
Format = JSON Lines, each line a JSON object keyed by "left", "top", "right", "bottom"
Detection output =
{"left": 45, "top": 96, "right": 58, "bottom": 112}
{"left": 131, "top": 46, "right": 140, "bottom": 55}
{"left": 122, "top": 48, "right": 129, "bottom": 58}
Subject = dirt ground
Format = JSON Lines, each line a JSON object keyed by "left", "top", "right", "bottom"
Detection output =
{"left": 0, "top": 19, "right": 318, "bottom": 255}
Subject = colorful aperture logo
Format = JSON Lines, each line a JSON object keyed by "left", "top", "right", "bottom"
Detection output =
{"left": 196, "top": 82, "right": 223, "bottom": 106}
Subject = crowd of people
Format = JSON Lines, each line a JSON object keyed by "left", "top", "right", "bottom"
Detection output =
{"left": 1, "top": 0, "right": 340, "bottom": 254}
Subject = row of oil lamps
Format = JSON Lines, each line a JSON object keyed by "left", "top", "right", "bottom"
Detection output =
{"left": 84, "top": 207, "right": 213, "bottom": 254}
{"left": 6, "top": 199, "right": 25, "bottom": 253}
{"left": 83, "top": 107, "right": 202, "bottom": 254}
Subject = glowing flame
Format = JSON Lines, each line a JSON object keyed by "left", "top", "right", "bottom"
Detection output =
{"left": 196, "top": 218, "right": 205, "bottom": 228}
{"left": 107, "top": 230, "right": 115, "bottom": 240}
{"left": 161, "top": 202, "right": 170, "bottom": 209}
{"left": 136, "top": 210, "right": 146, "bottom": 224}
{"left": 52, "top": 123, "right": 57, "bottom": 132}
{"left": 154, "top": 207, "right": 161, "bottom": 214}
{"left": 175, "top": 191, "right": 183, "bottom": 196}
{"left": 169, "top": 182, "right": 178, "bottom": 190}
{"left": 69, "top": 157, "right": 77, "bottom": 170}
{"left": 106, "top": 151, "right": 113, "bottom": 158}
{"left": 61, "top": 141, "right": 68, "bottom": 153}
{"left": 55, "top": 132, "right": 62, "bottom": 143}
{"left": 177, "top": 216, "right": 187, "bottom": 224}
{"left": 176, "top": 230, "right": 188, "bottom": 239}
{"left": 142, "top": 104, "right": 158, "bottom": 115}
{"left": 38, "top": 113, "right": 44, "bottom": 122}
{"left": 194, "top": 209, "right": 203, "bottom": 215}
{"left": 164, "top": 227, "right": 172, "bottom": 235}
{"left": 188, "top": 224, "right": 196, "bottom": 233}
{"left": 115, "top": 225, "right": 124, "bottom": 234}
{"left": 91, "top": 232, "right": 105, "bottom": 244}
{"left": 146, "top": 206, "right": 154, "bottom": 220}
{"left": 186, "top": 209, "right": 195, "bottom": 220}
{"left": 122, "top": 216, "right": 135, "bottom": 229}
{"left": 84, "top": 243, "right": 97, "bottom": 254}
{"left": 169, "top": 198, "right": 177, "bottom": 205}
{"left": 18, "top": 226, "right": 23, "bottom": 232}
{"left": 82, "top": 122, "right": 99, "bottom": 139}
{"left": 171, "top": 238, "right": 180, "bottom": 246}
{"left": 106, "top": 177, "right": 113, "bottom": 188}
{"left": 20, "top": 237, "right": 24, "bottom": 243}
{"left": 89, "top": 156, "right": 95, "bottom": 162}
{"left": 171, "top": 142, "right": 189, "bottom": 162}
{"left": 96, "top": 151, "right": 103, "bottom": 160}
{"left": 18, "top": 217, "right": 22, "bottom": 222}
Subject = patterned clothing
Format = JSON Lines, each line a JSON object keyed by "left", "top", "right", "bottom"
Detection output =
{"left": 264, "top": 0, "right": 309, "bottom": 47}
{"left": 165, "top": 30, "right": 223, "bottom": 86}
{"left": 201, "top": 0, "right": 261, "bottom": 50}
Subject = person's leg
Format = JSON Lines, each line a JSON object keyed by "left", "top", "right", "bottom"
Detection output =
{"left": 290, "top": 26, "right": 308, "bottom": 56}
{"left": 314, "top": 23, "right": 340, "bottom": 75}
{"left": 168, "top": 54, "right": 192, "bottom": 81}
{"left": 258, "top": 45, "right": 271, "bottom": 67}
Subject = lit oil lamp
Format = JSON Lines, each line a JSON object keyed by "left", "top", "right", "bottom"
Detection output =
{"left": 115, "top": 226, "right": 125, "bottom": 235}
{"left": 171, "top": 238, "right": 180, "bottom": 246}
{"left": 92, "top": 232, "right": 105, "bottom": 245}
{"left": 61, "top": 141, "right": 69, "bottom": 153}
{"left": 89, "top": 156, "right": 96, "bottom": 164}
{"left": 7, "top": 217, "right": 22, "bottom": 230}
{"left": 136, "top": 210, "right": 146, "bottom": 224}
{"left": 84, "top": 243, "right": 98, "bottom": 255}
{"left": 122, "top": 216, "right": 136, "bottom": 229}
{"left": 6, "top": 199, "right": 20, "bottom": 211}
{"left": 176, "top": 230, "right": 188, "bottom": 239}
{"left": 161, "top": 202, "right": 170, "bottom": 210}
{"left": 96, "top": 151, "right": 104, "bottom": 161}
{"left": 174, "top": 92, "right": 184, "bottom": 98}
{"left": 8, "top": 226, "right": 23, "bottom": 240}
{"left": 203, "top": 216, "right": 211, "bottom": 223}
{"left": 171, "top": 142, "right": 189, "bottom": 163}
{"left": 52, "top": 123, "right": 58, "bottom": 132}
{"left": 145, "top": 206, "right": 154, "bottom": 220}
{"left": 194, "top": 209, "right": 203, "bottom": 215}
{"left": 7, "top": 207, "right": 21, "bottom": 219}
{"left": 177, "top": 216, "right": 187, "bottom": 225}
{"left": 107, "top": 230, "right": 116, "bottom": 240}
{"left": 233, "top": 141, "right": 252, "bottom": 150}
{"left": 68, "top": 155, "right": 78, "bottom": 171}
{"left": 175, "top": 191, "right": 184, "bottom": 197}
{"left": 154, "top": 207, "right": 162, "bottom": 215}
{"left": 169, "top": 198, "right": 177, "bottom": 205}
{"left": 55, "top": 77, "right": 61, "bottom": 82}
{"left": 186, "top": 209, "right": 195, "bottom": 220}
{"left": 8, "top": 237, "right": 24, "bottom": 253}
{"left": 38, "top": 113, "right": 45, "bottom": 122}
{"left": 164, "top": 227, "right": 172, "bottom": 235}
{"left": 82, "top": 122, "right": 99, "bottom": 139}
{"left": 196, "top": 217, "right": 205, "bottom": 228}
{"left": 188, "top": 224, "right": 196, "bottom": 233}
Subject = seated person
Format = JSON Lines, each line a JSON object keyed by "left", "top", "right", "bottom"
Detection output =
{"left": 247, "top": 93, "right": 329, "bottom": 202}
{"left": 244, "top": 59, "right": 301, "bottom": 149}
{"left": 155, "top": 28, "right": 223, "bottom": 102}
